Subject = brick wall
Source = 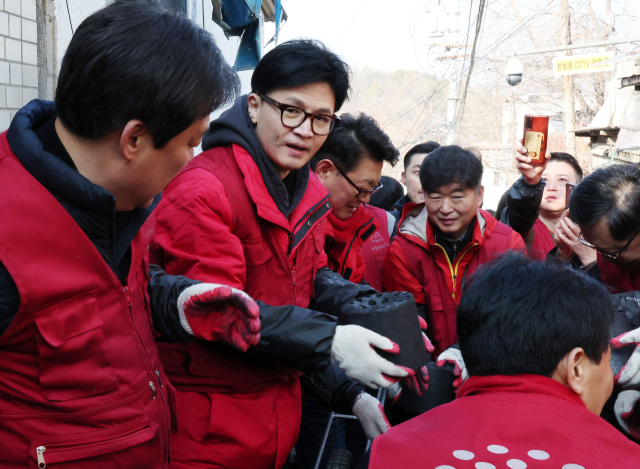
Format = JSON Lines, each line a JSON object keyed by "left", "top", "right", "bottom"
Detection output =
{"left": 0, "top": 0, "right": 37, "bottom": 130}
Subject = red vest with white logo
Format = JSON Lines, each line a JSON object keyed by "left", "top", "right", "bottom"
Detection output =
{"left": 0, "top": 133, "right": 172, "bottom": 468}
{"left": 363, "top": 205, "right": 392, "bottom": 291}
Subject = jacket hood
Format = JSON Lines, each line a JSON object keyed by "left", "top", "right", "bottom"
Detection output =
{"left": 7, "top": 100, "right": 117, "bottom": 215}
{"left": 202, "top": 94, "right": 309, "bottom": 217}
{"left": 399, "top": 203, "right": 493, "bottom": 247}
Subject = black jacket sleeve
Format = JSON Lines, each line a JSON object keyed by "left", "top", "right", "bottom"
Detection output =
{"left": 500, "top": 176, "right": 546, "bottom": 242}
{"left": 545, "top": 246, "right": 602, "bottom": 282}
{"left": 300, "top": 362, "right": 366, "bottom": 414}
{"left": 148, "top": 263, "right": 200, "bottom": 343}
{"left": 310, "top": 267, "right": 379, "bottom": 322}
{"left": 245, "top": 301, "right": 338, "bottom": 372}
{"left": 0, "top": 260, "right": 20, "bottom": 338}
{"left": 150, "top": 264, "right": 338, "bottom": 372}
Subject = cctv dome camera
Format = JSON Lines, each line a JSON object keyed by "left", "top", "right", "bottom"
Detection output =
{"left": 505, "top": 58, "right": 523, "bottom": 86}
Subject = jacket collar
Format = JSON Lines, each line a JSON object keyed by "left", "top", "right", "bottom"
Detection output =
{"left": 7, "top": 100, "right": 117, "bottom": 215}
{"left": 392, "top": 194, "right": 411, "bottom": 213}
{"left": 233, "top": 144, "right": 331, "bottom": 239}
{"left": 398, "top": 202, "right": 494, "bottom": 251}
{"left": 327, "top": 204, "right": 376, "bottom": 234}
{"left": 457, "top": 374, "right": 587, "bottom": 409}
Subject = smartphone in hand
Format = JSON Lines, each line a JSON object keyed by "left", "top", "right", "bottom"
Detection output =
{"left": 523, "top": 115, "right": 549, "bottom": 165}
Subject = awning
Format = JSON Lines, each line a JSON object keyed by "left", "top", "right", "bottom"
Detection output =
{"left": 211, "top": 0, "right": 286, "bottom": 71}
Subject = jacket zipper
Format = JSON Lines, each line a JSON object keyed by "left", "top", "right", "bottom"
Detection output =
{"left": 434, "top": 243, "right": 478, "bottom": 299}
{"left": 122, "top": 283, "right": 170, "bottom": 459}
{"left": 36, "top": 446, "right": 45, "bottom": 468}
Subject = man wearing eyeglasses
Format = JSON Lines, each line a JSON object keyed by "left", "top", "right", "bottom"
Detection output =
{"left": 568, "top": 164, "right": 640, "bottom": 442}
{"left": 149, "top": 40, "right": 410, "bottom": 469}
{"left": 311, "top": 113, "right": 399, "bottom": 292}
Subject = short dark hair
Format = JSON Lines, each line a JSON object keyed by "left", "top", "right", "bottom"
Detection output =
{"left": 368, "top": 176, "right": 404, "bottom": 211}
{"left": 457, "top": 254, "right": 614, "bottom": 377}
{"left": 251, "top": 39, "right": 351, "bottom": 112}
{"left": 419, "top": 145, "right": 482, "bottom": 194}
{"left": 549, "top": 152, "right": 583, "bottom": 181}
{"left": 310, "top": 113, "right": 399, "bottom": 172}
{"left": 404, "top": 141, "right": 441, "bottom": 171}
{"left": 570, "top": 164, "right": 640, "bottom": 241}
{"left": 55, "top": 0, "right": 239, "bottom": 149}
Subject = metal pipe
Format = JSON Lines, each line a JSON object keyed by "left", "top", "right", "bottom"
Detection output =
{"left": 514, "top": 36, "right": 640, "bottom": 57}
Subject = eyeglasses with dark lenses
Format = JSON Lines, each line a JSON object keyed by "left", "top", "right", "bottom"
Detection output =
{"left": 334, "top": 164, "right": 384, "bottom": 199}
{"left": 577, "top": 230, "right": 639, "bottom": 260}
{"left": 257, "top": 93, "right": 340, "bottom": 136}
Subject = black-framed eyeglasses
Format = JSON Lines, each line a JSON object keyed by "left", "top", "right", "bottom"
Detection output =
{"left": 257, "top": 93, "right": 340, "bottom": 136}
{"left": 334, "top": 164, "right": 383, "bottom": 199}
{"left": 577, "top": 231, "right": 640, "bottom": 260}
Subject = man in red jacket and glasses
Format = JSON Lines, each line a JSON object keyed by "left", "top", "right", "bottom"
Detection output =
{"left": 150, "top": 40, "right": 411, "bottom": 469}
{"left": 360, "top": 254, "right": 640, "bottom": 469}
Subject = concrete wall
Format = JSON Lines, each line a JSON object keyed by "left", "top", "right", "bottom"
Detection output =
{"left": 0, "top": 0, "right": 38, "bottom": 130}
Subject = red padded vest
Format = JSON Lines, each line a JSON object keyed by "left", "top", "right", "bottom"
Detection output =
{"left": 0, "top": 133, "right": 172, "bottom": 468}
{"left": 397, "top": 209, "right": 514, "bottom": 356}
{"left": 362, "top": 205, "right": 392, "bottom": 291}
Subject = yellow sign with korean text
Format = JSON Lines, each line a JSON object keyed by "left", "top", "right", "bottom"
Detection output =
{"left": 553, "top": 53, "right": 614, "bottom": 76}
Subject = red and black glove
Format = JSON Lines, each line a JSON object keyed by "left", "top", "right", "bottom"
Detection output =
{"left": 178, "top": 284, "right": 261, "bottom": 351}
{"left": 403, "top": 316, "right": 434, "bottom": 396}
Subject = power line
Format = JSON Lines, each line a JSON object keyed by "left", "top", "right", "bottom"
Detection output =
{"left": 336, "top": 0, "right": 368, "bottom": 48}
{"left": 397, "top": 2, "right": 478, "bottom": 147}
{"left": 65, "top": 0, "right": 74, "bottom": 34}
{"left": 458, "top": 0, "right": 488, "bottom": 126}
{"left": 398, "top": 0, "right": 557, "bottom": 146}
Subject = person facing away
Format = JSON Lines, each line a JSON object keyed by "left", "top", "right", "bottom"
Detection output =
{"left": 149, "top": 40, "right": 411, "bottom": 469}
{"left": 390, "top": 141, "right": 441, "bottom": 222}
{"left": 368, "top": 175, "right": 405, "bottom": 212}
{"left": 499, "top": 141, "right": 589, "bottom": 262}
{"left": 0, "top": 2, "right": 255, "bottom": 468}
{"left": 311, "top": 112, "right": 399, "bottom": 292}
{"left": 361, "top": 254, "right": 640, "bottom": 468}
{"left": 383, "top": 145, "right": 524, "bottom": 364}
{"left": 568, "top": 164, "right": 640, "bottom": 440}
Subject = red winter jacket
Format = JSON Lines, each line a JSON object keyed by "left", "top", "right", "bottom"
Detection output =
{"left": 383, "top": 204, "right": 525, "bottom": 356}
{"left": 598, "top": 255, "right": 640, "bottom": 293}
{"left": 324, "top": 204, "right": 392, "bottom": 291}
{"left": 0, "top": 134, "right": 172, "bottom": 468}
{"left": 150, "top": 144, "right": 334, "bottom": 469}
{"left": 367, "top": 374, "right": 640, "bottom": 468}
{"left": 529, "top": 217, "right": 556, "bottom": 260}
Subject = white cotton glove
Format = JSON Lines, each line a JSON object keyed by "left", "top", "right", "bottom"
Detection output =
{"left": 331, "top": 325, "right": 411, "bottom": 389}
{"left": 615, "top": 390, "right": 640, "bottom": 440}
{"left": 386, "top": 382, "right": 402, "bottom": 405}
{"left": 352, "top": 392, "right": 391, "bottom": 440}
{"left": 178, "top": 283, "right": 261, "bottom": 351}
{"left": 436, "top": 347, "right": 468, "bottom": 389}
{"left": 612, "top": 327, "right": 640, "bottom": 388}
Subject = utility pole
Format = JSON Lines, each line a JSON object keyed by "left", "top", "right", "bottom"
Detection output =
{"left": 427, "top": 0, "right": 462, "bottom": 144}
{"left": 561, "top": 0, "right": 576, "bottom": 155}
{"left": 447, "top": 79, "right": 457, "bottom": 144}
